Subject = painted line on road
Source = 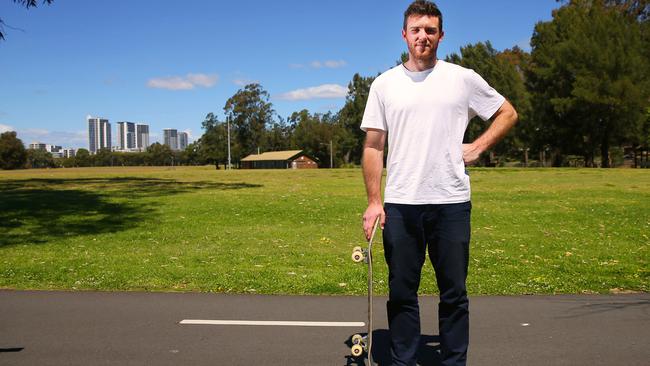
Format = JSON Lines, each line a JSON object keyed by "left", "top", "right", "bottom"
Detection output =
{"left": 179, "top": 319, "right": 365, "bottom": 327}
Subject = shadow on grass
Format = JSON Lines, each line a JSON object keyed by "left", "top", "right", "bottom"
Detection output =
{"left": 0, "top": 177, "right": 262, "bottom": 247}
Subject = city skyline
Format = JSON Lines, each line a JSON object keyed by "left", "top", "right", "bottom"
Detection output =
{"left": 0, "top": 1, "right": 561, "bottom": 149}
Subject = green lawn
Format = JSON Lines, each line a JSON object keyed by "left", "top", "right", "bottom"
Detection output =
{"left": 0, "top": 166, "right": 648, "bottom": 295}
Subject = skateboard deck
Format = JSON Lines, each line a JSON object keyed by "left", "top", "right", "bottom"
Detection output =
{"left": 350, "top": 217, "right": 380, "bottom": 365}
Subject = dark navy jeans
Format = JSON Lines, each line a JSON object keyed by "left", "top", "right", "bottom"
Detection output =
{"left": 383, "top": 201, "right": 472, "bottom": 366}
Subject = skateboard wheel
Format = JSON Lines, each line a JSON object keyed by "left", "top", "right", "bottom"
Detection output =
{"left": 351, "top": 334, "right": 363, "bottom": 345}
{"left": 352, "top": 246, "right": 362, "bottom": 253}
{"left": 352, "top": 250, "right": 364, "bottom": 263}
{"left": 351, "top": 344, "right": 364, "bottom": 357}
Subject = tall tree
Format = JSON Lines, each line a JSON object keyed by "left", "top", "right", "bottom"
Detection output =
{"left": 223, "top": 83, "right": 274, "bottom": 157}
{"left": 528, "top": 0, "right": 649, "bottom": 167}
{"left": 338, "top": 73, "right": 376, "bottom": 164}
{"left": 198, "top": 112, "right": 235, "bottom": 168}
{"left": 265, "top": 117, "right": 294, "bottom": 152}
{"left": 0, "top": 131, "right": 27, "bottom": 169}
{"left": 290, "top": 110, "right": 342, "bottom": 167}
{"left": 446, "top": 42, "right": 532, "bottom": 164}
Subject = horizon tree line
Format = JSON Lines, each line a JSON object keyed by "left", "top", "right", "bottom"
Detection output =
{"left": 1, "top": 0, "right": 648, "bottom": 169}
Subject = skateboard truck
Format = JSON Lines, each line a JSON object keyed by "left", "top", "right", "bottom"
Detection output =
{"left": 350, "top": 217, "right": 380, "bottom": 364}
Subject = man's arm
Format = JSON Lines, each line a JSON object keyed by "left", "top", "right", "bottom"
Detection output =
{"left": 362, "top": 128, "right": 387, "bottom": 240}
{"left": 463, "top": 100, "right": 518, "bottom": 165}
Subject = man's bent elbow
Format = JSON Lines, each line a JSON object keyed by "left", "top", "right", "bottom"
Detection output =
{"left": 506, "top": 102, "right": 519, "bottom": 126}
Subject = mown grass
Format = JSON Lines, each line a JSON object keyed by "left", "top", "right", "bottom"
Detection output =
{"left": 0, "top": 166, "right": 647, "bottom": 295}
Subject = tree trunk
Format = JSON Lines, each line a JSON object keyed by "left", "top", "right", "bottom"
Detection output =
{"left": 523, "top": 149, "right": 529, "bottom": 167}
{"left": 601, "top": 134, "right": 610, "bottom": 168}
{"left": 584, "top": 153, "right": 593, "bottom": 168}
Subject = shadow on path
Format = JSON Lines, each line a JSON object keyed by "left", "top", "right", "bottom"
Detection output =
{"left": 344, "top": 330, "right": 441, "bottom": 366}
{"left": 556, "top": 298, "right": 650, "bottom": 319}
{"left": 0, "top": 177, "right": 262, "bottom": 247}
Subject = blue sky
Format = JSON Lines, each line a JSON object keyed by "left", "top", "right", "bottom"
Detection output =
{"left": 0, "top": 0, "right": 560, "bottom": 149}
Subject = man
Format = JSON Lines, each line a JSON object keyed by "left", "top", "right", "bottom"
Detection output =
{"left": 360, "top": 1, "right": 518, "bottom": 365}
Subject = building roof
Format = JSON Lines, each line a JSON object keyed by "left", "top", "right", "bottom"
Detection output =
{"left": 241, "top": 150, "right": 304, "bottom": 161}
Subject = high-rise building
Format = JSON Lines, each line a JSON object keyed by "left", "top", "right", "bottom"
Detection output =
{"left": 179, "top": 132, "right": 189, "bottom": 150}
{"left": 63, "top": 148, "right": 76, "bottom": 158}
{"left": 136, "top": 124, "right": 150, "bottom": 151}
{"left": 163, "top": 128, "right": 178, "bottom": 151}
{"left": 87, "top": 116, "right": 111, "bottom": 154}
{"left": 117, "top": 121, "right": 136, "bottom": 150}
{"left": 29, "top": 143, "right": 47, "bottom": 151}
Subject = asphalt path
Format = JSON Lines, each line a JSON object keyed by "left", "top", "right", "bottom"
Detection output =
{"left": 1, "top": 290, "right": 648, "bottom": 365}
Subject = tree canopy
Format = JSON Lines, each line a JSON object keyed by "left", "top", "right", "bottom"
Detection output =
{"left": 1, "top": 0, "right": 53, "bottom": 41}
{"left": 0, "top": 131, "right": 27, "bottom": 169}
{"left": 529, "top": 0, "right": 650, "bottom": 166}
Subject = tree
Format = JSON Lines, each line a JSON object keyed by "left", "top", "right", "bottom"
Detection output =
{"left": 74, "top": 148, "right": 91, "bottom": 167}
{"left": 338, "top": 73, "right": 376, "bottom": 164}
{"left": 93, "top": 148, "right": 113, "bottom": 166}
{"left": 26, "top": 148, "right": 56, "bottom": 169}
{"left": 146, "top": 142, "right": 173, "bottom": 166}
{"left": 0, "top": 131, "right": 27, "bottom": 169}
{"left": 446, "top": 42, "right": 532, "bottom": 165}
{"left": 265, "top": 117, "right": 294, "bottom": 152}
{"left": 181, "top": 142, "right": 204, "bottom": 166}
{"left": 290, "top": 110, "right": 342, "bottom": 168}
{"left": 1, "top": 0, "right": 53, "bottom": 41}
{"left": 198, "top": 112, "right": 235, "bottom": 168}
{"left": 396, "top": 51, "right": 409, "bottom": 65}
{"left": 224, "top": 83, "right": 274, "bottom": 157}
{"left": 528, "top": 0, "right": 650, "bottom": 167}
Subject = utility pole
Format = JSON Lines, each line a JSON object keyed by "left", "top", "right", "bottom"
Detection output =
{"left": 227, "top": 116, "right": 232, "bottom": 170}
{"left": 320, "top": 140, "right": 334, "bottom": 168}
{"left": 329, "top": 140, "right": 333, "bottom": 168}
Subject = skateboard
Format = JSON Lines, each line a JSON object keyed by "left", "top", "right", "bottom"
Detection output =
{"left": 350, "top": 217, "right": 380, "bottom": 364}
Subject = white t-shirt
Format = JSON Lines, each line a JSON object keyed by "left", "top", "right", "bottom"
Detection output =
{"left": 360, "top": 60, "right": 505, "bottom": 204}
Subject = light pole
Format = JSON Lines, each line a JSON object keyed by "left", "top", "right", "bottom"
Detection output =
{"left": 320, "top": 140, "right": 333, "bottom": 168}
{"left": 227, "top": 116, "right": 232, "bottom": 170}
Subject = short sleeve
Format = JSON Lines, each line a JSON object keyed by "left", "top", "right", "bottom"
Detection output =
{"left": 468, "top": 70, "right": 506, "bottom": 121}
{"left": 360, "top": 82, "right": 387, "bottom": 132}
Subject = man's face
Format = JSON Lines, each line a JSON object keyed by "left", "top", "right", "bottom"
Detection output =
{"left": 402, "top": 15, "right": 444, "bottom": 62}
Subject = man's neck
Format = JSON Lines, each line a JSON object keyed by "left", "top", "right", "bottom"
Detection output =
{"left": 404, "top": 56, "right": 438, "bottom": 72}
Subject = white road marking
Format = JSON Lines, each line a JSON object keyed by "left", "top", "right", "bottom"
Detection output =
{"left": 179, "top": 319, "right": 365, "bottom": 327}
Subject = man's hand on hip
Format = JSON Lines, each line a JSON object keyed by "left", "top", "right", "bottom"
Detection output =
{"left": 362, "top": 203, "right": 385, "bottom": 240}
{"left": 462, "top": 143, "right": 482, "bottom": 165}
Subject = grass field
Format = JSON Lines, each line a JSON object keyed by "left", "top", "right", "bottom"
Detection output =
{"left": 0, "top": 166, "right": 648, "bottom": 296}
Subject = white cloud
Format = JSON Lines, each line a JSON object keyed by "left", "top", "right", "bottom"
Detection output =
{"left": 22, "top": 128, "right": 50, "bottom": 136}
{"left": 233, "top": 78, "right": 259, "bottom": 86}
{"left": 186, "top": 73, "right": 219, "bottom": 87}
{"left": 275, "top": 84, "right": 348, "bottom": 101}
{"left": 14, "top": 129, "right": 86, "bottom": 148}
{"left": 0, "top": 123, "right": 15, "bottom": 133}
{"left": 324, "top": 60, "right": 347, "bottom": 68}
{"left": 290, "top": 60, "right": 347, "bottom": 69}
{"left": 147, "top": 73, "right": 219, "bottom": 90}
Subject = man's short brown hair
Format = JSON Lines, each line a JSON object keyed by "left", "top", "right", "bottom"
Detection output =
{"left": 403, "top": 0, "right": 443, "bottom": 31}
